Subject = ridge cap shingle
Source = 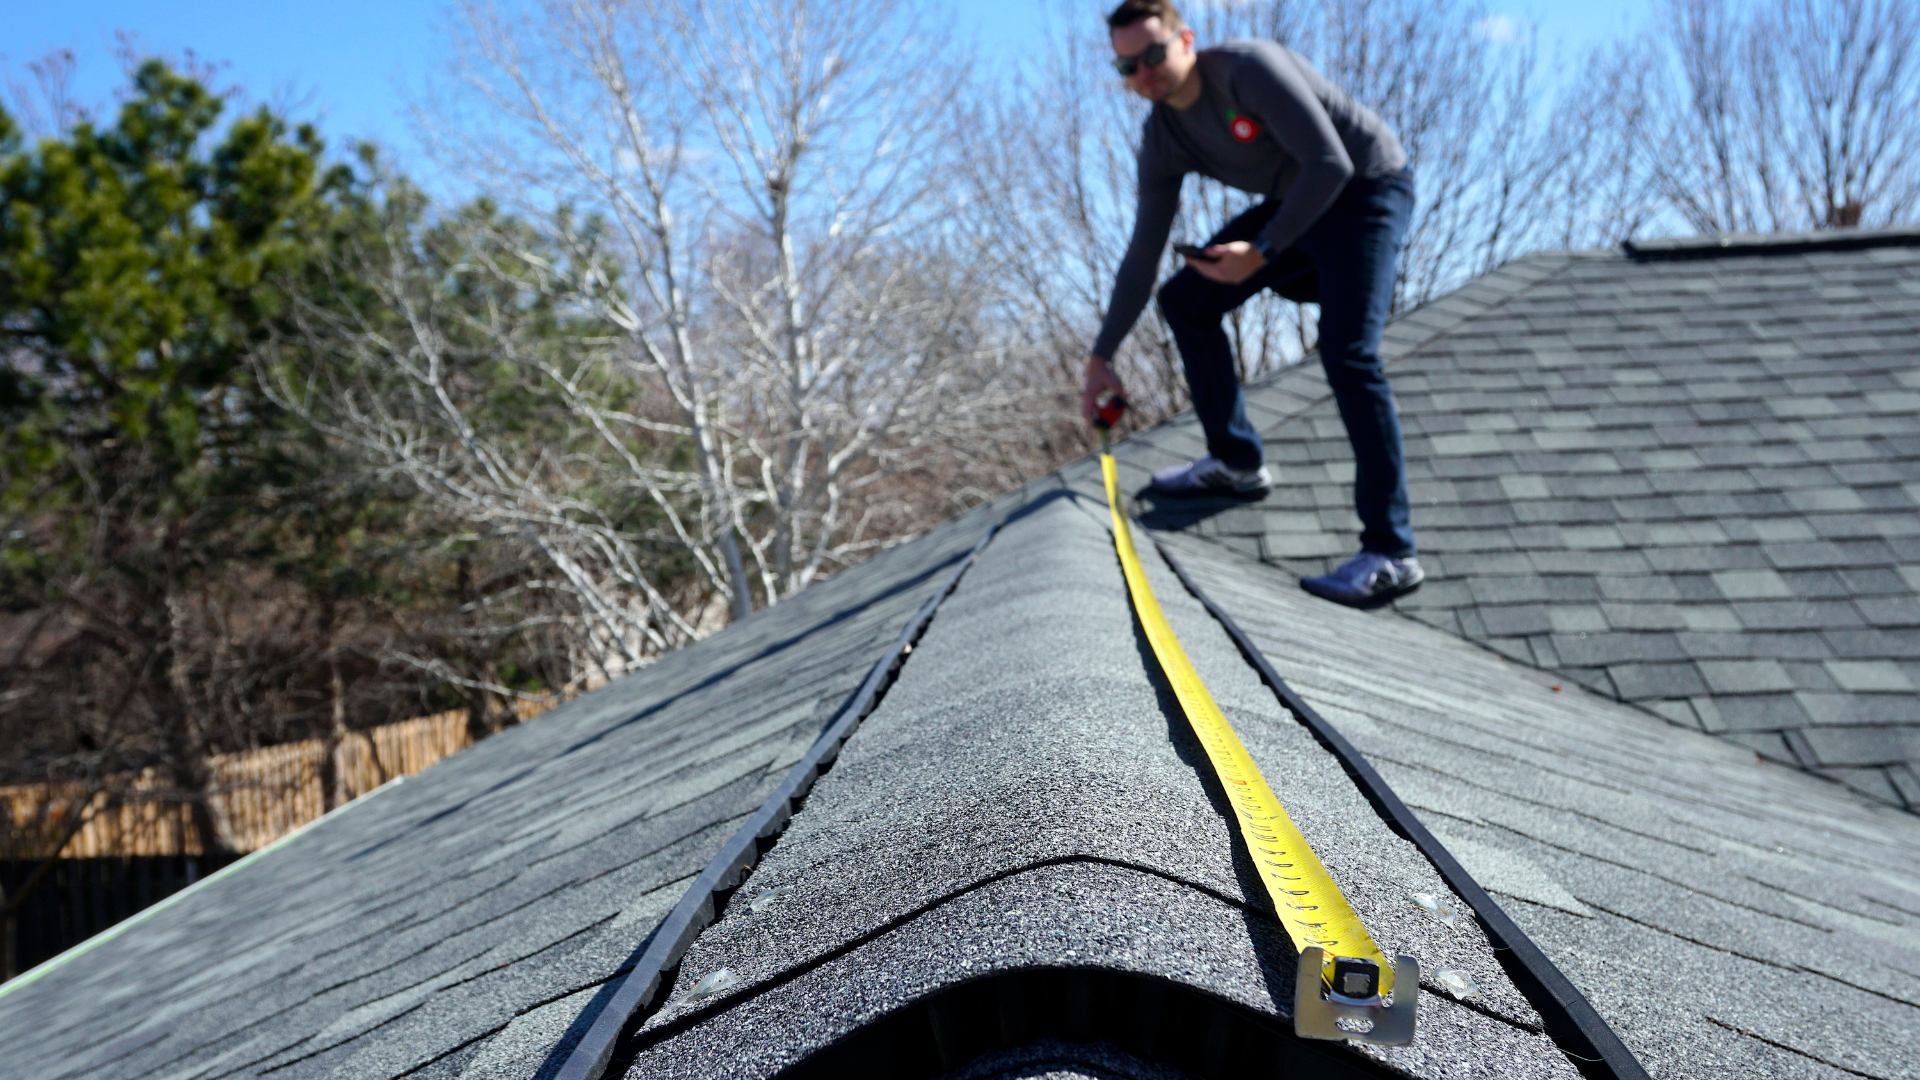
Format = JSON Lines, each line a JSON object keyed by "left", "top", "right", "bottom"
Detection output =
{"left": 1624, "top": 224, "right": 1920, "bottom": 260}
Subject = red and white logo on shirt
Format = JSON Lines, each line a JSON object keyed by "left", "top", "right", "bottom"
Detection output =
{"left": 1228, "top": 113, "right": 1260, "bottom": 142}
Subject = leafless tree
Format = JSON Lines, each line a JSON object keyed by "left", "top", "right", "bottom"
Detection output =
{"left": 426, "top": 0, "right": 764, "bottom": 621}
{"left": 1643, "top": 0, "right": 1920, "bottom": 234}
{"left": 671, "top": 0, "right": 1027, "bottom": 596}
{"left": 274, "top": 0, "right": 1037, "bottom": 677}
{"left": 1648, "top": 0, "right": 1800, "bottom": 232}
{"left": 3, "top": 50, "right": 85, "bottom": 138}
{"left": 1779, "top": 0, "right": 1920, "bottom": 226}
{"left": 259, "top": 201, "right": 698, "bottom": 692}
{"left": 954, "top": 5, "right": 1279, "bottom": 440}
{"left": 1528, "top": 37, "right": 1665, "bottom": 250}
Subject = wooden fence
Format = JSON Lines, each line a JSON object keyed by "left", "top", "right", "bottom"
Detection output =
{"left": 0, "top": 700, "right": 551, "bottom": 859}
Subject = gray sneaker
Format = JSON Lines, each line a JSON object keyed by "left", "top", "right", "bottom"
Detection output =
{"left": 1301, "top": 552, "right": 1424, "bottom": 607}
{"left": 1148, "top": 456, "right": 1272, "bottom": 497}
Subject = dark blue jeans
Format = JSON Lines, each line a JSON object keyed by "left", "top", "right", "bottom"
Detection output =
{"left": 1155, "top": 169, "right": 1416, "bottom": 558}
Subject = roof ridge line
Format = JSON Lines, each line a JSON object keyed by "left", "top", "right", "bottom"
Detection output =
{"left": 1624, "top": 225, "right": 1920, "bottom": 260}
{"left": 1379, "top": 251, "right": 1583, "bottom": 365}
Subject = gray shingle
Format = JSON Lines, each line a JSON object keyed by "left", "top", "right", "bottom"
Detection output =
{"left": 1596, "top": 575, "right": 1686, "bottom": 602}
{"left": 633, "top": 501, "right": 1573, "bottom": 1079}
{"left": 1892, "top": 766, "right": 1920, "bottom": 809}
{"left": 1597, "top": 603, "right": 1689, "bottom": 630}
{"left": 1786, "top": 488, "right": 1872, "bottom": 512}
{"left": 1795, "top": 694, "right": 1920, "bottom": 726}
{"left": 38, "top": 233, "right": 1912, "bottom": 1080}
{"left": 1713, "top": 694, "right": 1817, "bottom": 733}
{"left": 1607, "top": 662, "right": 1710, "bottom": 699}
{"left": 1698, "top": 660, "right": 1797, "bottom": 694}
{"left": 1159, "top": 530, "right": 1920, "bottom": 1080}
{"left": 1479, "top": 605, "right": 1553, "bottom": 637}
{"left": 0, "top": 485, "right": 1016, "bottom": 1080}
{"left": 1676, "top": 606, "right": 1746, "bottom": 631}
{"left": 1857, "top": 597, "right": 1920, "bottom": 627}
{"left": 1798, "top": 725, "right": 1920, "bottom": 768}
{"left": 1645, "top": 698, "right": 1704, "bottom": 727}
{"left": 1551, "top": 632, "right": 1688, "bottom": 666}
{"left": 1530, "top": 549, "right": 1651, "bottom": 575}
{"left": 1682, "top": 630, "right": 1832, "bottom": 660}
{"left": 1840, "top": 567, "right": 1913, "bottom": 595}
{"left": 1821, "top": 765, "right": 1908, "bottom": 806}
{"left": 1547, "top": 605, "right": 1609, "bottom": 633}
{"left": 1779, "top": 569, "right": 1856, "bottom": 598}
{"left": 1762, "top": 541, "right": 1854, "bottom": 568}
{"left": 1825, "top": 660, "right": 1918, "bottom": 692}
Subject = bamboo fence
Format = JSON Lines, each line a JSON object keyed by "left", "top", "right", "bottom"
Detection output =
{"left": 0, "top": 700, "right": 551, "bottom": 859}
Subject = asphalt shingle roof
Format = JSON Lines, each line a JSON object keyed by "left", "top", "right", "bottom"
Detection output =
{"left": 1112, "top": 228, "right": 1920, "bottom": 811}
{"left": 0, "top": 500, "right": 1003, "bottom": 1080}
{"left": 1157, "top": 530, "right": 1920, "bottom": 1080}
{"left": 625, "top": 497, "right": 1572, "bottom": 1079}
{"left": 2, "top": 229, "right": 1916, "bottom": 1080}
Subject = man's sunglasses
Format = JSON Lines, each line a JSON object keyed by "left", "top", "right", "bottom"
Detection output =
{"left": 1112, "top": 38, "right": 1173, "bottom": 78}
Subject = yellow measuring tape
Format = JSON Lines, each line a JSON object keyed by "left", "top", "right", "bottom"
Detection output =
{"left": 1099, "top": 452, "right": 1401, "bottom": 1010}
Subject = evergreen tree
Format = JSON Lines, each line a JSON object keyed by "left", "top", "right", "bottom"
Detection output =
{"left": 0, "top": 60, "right": 358, "bottom": 852}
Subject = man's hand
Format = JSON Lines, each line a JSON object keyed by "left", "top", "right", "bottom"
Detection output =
{"left": 1082, "top": 356, "right": 1126, "bottom": 426}
{"left": 1187, "top": 240, "right": 1266, "bottom": 285}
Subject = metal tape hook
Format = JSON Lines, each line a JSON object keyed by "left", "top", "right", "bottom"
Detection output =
{"left": 1293, "top": 946, "right": 1419, "bottom": 1045}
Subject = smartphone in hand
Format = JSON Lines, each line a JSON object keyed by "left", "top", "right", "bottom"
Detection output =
{"left": 1175, "top": 243, "right": 1219, "bottom": 262}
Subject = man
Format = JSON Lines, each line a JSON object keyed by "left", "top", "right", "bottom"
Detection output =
{"left": 1081, "top": 0, "right": 1421, "bottom": 607}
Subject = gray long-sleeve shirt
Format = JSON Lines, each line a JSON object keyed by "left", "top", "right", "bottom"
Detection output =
{"left": 1091, "top": 41, "right": 1407, "bottom": 361}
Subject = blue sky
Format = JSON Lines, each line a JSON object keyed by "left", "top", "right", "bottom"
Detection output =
{"left": 4, "top": 0, "right": 1651, "bottom": 199}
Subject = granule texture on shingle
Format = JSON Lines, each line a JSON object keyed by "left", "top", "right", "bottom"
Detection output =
{"left": 0, "top": 491, "right": 1012, "bottom": 1080}
{"left": 628, "top": 496, "right": 1577, "bottom": 1080}
{"left": 1158, "top": 530, "right": 1920, "bottom": 1080}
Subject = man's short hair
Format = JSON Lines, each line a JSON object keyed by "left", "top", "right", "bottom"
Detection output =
{"left": 1106, "top": 0, "right": 1187, "bottom": 33}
